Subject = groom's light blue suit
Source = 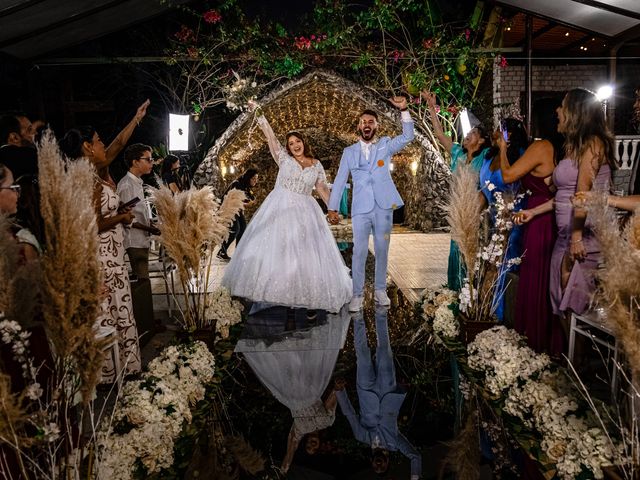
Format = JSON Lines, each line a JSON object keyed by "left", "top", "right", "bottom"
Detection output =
{"left": 328, "top": 112, "right": 414, "bottom": 296}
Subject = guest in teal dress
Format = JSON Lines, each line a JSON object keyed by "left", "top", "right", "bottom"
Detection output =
{"left": 479, "top": 118, "right": 529, "bottom": 321}
{"left": 422, "top": 91, "right": 490, "bottom": 291}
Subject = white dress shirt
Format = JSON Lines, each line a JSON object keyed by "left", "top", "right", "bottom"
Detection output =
{"left": 359, "top": 110, "right": 412, "bottom": 161}
{"left": 116, "top": 171, "right": 151, "bottom": 249}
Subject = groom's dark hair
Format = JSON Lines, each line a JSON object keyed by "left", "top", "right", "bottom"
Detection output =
{"left": 360, "top": 109, "right": 378, "bottom": 120}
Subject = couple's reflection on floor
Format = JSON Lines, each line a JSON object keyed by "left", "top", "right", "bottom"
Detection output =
{"left": 235, "top": 305, "right": 421, "bottom": 479}
{"left": 337, "top": 306, "right": 422, "bottom": 480}
{"left": 234, "top": 306, "right": 350, "bottom": 475}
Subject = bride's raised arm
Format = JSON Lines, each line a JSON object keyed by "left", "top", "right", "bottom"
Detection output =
{"left": 255, "top": 114, "right": 284, "bottom": 166}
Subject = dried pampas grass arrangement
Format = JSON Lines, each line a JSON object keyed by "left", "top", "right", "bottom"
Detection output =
{"left": 444, "top": 164, "right": 483, "bottom": 288}
{"left": 38, "top": 130, "right": 104, "bottom": 403}
{"left": 588, "top": 197, "right": 640, "bottom": 380}
{"left": 152, "top": 185, "right": 245, "bottom": 331}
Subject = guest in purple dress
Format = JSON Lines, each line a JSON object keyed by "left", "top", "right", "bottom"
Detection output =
{"left": 518, "top": 88, "right": 616, "bottom": 348}
{"left": 498, "top": 104, "right": 564, "bottom": 354}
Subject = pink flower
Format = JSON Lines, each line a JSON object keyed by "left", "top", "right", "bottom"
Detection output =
{"left": 498, "top": 55, "right": 508, "bottom": 68}
{"left": 422, "top": 38, "right": 433, "bottom": 50}
{"left": 294, "top": 36, "right": 312, "bottom": 50}
{"left": 203, "top": 10, "right": 222, "bottom": 24}
{"left": 311, "top": 34, "right": 316, "bottom": 40}
{"left": 465, "top": 29, "right": 471, "bottom": 41}
{"left": 174, "top": 25, "right": 196, "bottom": 43}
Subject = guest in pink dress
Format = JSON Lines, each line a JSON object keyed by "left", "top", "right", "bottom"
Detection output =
{"left": 517, "top": 88, "right": 616, "bottom": 349}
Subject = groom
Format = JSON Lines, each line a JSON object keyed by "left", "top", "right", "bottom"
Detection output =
{"left": 328, "top": 96, "right": 414, "bottom": 311}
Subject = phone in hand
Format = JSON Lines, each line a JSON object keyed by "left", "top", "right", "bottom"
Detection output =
{"left": 499, "top": 120, "right": 509, "bottom": 142}
{"left": 118, "top": 196, "right": 140, "bottom": 213}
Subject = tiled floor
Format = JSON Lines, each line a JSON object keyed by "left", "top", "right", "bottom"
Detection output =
{"left": 151, "top": 229, "right": 451, "bottom": 315}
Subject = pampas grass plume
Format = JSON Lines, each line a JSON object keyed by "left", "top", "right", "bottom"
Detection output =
{"left": 38, "top": 130, "right": 104, "bottom": 403}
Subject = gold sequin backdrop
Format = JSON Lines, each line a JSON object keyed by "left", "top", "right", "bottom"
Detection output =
{"left": 194, "top": 71, "right": 451, "bottom": 232}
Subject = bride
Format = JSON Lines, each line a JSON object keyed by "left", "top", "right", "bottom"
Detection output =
{"left": 221, "top": 103, "right": 352, "bottom": 312}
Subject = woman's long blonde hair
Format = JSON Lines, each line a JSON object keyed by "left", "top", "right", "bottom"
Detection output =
{"left": 562, "top": 88, "right": 617, "bottom": 169}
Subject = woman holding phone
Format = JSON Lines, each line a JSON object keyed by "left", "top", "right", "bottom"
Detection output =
{"left": 478, "top": 118, "right": 529, "bottom": 321}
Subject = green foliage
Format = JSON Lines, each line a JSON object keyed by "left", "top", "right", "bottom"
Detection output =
{"left": 165, "top": 0, "right": 500, "bottom": 120}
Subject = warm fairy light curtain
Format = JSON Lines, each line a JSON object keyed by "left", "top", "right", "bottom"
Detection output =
{"left": 152, "top": 185, "right": 245, "bottom": 331}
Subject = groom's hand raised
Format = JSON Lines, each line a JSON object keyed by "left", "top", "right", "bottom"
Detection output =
{"left": 388, "top": 96, "right": 408, "bottom": 111}
{"left": 327, "top": 210, "right": 340, "bottom": 225}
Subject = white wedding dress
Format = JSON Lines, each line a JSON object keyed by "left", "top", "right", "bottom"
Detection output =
{"left": 221, "top": 115, "right": 352, "bottom": 312}
{"left": 235, "top": 308, "right": 350, "bottom": 437}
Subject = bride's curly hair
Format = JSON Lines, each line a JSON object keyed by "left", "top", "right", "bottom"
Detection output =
{"left": 285, "top": 131, "right": 315, "bottom": 159}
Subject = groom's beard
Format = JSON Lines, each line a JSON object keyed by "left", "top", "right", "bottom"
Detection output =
{"left": 359, "top": 126, "right": 377, "bottom": 142}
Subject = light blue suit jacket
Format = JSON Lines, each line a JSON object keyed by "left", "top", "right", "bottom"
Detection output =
{"left": 328, "top": 118, "right": 415, "bottom": 215}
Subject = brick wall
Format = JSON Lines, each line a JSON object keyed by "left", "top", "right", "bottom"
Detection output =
{"left": 492, "top": 61, "right": 640, "bottom": 193}
{"left": 492, "top": 60, "right": 607, "bottom": 126}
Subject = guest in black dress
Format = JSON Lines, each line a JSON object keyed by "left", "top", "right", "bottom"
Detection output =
{"left": 161, "top": 154, "right": 189, "bottom": 193}
{"left": 217, "top": 168, "right": 258, "bottom": 261}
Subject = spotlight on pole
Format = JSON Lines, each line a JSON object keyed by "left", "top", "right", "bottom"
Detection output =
{"left": 596, "top": 85, "right": 613, "bottom": 101}
{"left": 460, "top": 108, "right": 472, "bottom": 137}
{"left": 169, "top": 114, "right": 190, "bottom": 151}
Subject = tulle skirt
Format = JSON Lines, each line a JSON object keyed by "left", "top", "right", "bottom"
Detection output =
{"left": 222, "top": 187, "right": 353, "bottom": 311}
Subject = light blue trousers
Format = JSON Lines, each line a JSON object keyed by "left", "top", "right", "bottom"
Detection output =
{"left": 351, "top": 205, "right": 393, "bottom": 296}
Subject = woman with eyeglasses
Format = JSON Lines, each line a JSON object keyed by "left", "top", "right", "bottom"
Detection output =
{"left": 0, "top": 163, "right": 40, "bottom": 261}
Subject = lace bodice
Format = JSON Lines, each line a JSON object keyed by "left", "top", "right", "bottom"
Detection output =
{"left": 275, "top": 155, "right": 327, "bottom": 196}
{"left": 256, "top": 115, "right": 329, "bottom": 197}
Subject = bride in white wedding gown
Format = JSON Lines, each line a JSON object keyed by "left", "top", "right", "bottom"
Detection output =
{"left": 221, "top": 109, "right": 352, "bottom": 312}
{"left": 235, "top": 308, "right": 350, "bottom": 474}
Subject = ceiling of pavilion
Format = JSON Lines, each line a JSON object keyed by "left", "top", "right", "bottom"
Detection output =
{"left": 0, "top": 0, "right": 191, "bottom": 60}
{"left": 497, "top": 0, "right": 640, "bottom": 56}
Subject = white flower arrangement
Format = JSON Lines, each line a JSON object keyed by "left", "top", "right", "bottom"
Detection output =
{"left": 329, "top": 222, "right": 353, "bottom": 243}
{"left": 419, "top": 286, "right": 459, "bottom": 339}
{"left": 203, "top": 286, "right": 243, "bottom": 338}
{"left": 467, "top": 327, "right": 623, "bottom": 479}
{"left": 222, "top": 71, "right": 261, "bottom": 112}
{"left": 433, "top": 304, "right": 459, "bottom": 338}
{"left": 96, "top": 341, "right": 215, "bottom": 479}
{"left": 459, "top": 184, "right": 526, "bottom": 320}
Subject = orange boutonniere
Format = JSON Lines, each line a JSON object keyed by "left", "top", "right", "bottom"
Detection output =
{"left": 377, "top": 160, "right": 385, "bottom": 167}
